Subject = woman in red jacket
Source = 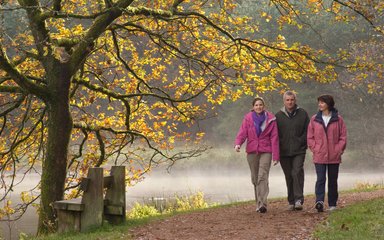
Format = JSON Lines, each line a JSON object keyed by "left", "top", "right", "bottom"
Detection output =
{"left": 234, "top": 97, "right": 279, "bottom": 213}
{"left": 307, "top": 95, "right": 347, "bottom": 212}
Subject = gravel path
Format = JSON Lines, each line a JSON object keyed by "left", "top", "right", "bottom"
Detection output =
{"left": 129, "top": 189, "right": 384, "bottom": 240}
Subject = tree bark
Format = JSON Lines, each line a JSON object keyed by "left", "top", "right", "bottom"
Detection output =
{"left": 38, "top": 64, "right": 73, "bottom": 234}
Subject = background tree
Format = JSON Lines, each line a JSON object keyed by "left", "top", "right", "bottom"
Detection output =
{"left": 0, "top": 0, "right": 338, "bottom": 235}
{"left": 267, "top": 0, "right": 384, "bottom": 88}
{"left": 208, "top": 0, "right": 384, "bottom": 169}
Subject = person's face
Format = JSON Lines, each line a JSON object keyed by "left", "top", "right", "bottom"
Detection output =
{"left": 283, "top": 95, "right": 296, "bottom": 111}
{"left": 253, "top": 100, "right": 265, "bottom": 114}
{"left": 318, "top": 100, "right": 329, "bottom": 112}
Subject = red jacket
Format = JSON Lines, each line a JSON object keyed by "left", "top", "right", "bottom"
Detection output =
{"left": 235, "top": 111, "right": 280, "bottom": 161}
{"left": 307, "top": 111, "right": 347, "bottom": 164}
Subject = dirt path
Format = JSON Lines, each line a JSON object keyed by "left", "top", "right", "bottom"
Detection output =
{"left": 129, "top": 189, "right": 384, "bottom": 240}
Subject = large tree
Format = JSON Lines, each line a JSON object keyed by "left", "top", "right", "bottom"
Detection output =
{"left": 0, "top": 0, "right": 380, "bottom": 235}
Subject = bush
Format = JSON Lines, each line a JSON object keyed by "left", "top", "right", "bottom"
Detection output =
{"left": 128, "top": 203, "right": 160, "bottom": 219}
{"left": 128, "top": 191, "right": 210, "bottom": 219}
{"left": 354, "top": 181, "right": 383, "bottom": 191}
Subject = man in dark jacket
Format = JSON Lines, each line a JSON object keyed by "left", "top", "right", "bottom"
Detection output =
{"left": 276, "top": 91, "right": 310, "bottom": 210}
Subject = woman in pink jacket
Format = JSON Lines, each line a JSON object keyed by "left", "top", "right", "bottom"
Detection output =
{"left": 307, "top": 95, "right": 347, "bottom": 212}
{"left": 234, "top": 97, "right": 279, "bottom": 213}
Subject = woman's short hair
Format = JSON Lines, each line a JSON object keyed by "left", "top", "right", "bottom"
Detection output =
{"left": 252, "top": 97, "right": 265, "bottom": 106}
{"left": 317, "top": 94, "right": 335, "bottom": 109}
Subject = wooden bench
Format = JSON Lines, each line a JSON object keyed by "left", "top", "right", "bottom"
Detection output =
{"left": 53, "top": 166, "right": 126, "bottom": 233}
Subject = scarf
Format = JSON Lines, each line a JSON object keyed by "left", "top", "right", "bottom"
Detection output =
{"left": 286, "top": 105, "right": 298, "bottom": 118}
{"left": 252, "top": 111, "right": 266, "bottom": 137}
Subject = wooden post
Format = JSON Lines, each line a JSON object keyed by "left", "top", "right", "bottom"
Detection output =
{"left": 80, "top": 167, "right": 104, "bottom": 232}
{"left": 104, "top": 166, "right": 126, "bottom": 224}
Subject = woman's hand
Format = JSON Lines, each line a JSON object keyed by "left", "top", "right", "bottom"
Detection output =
{"left": 272, "top": 160, "right": 279, "bottom": 166}
{"left": 234, "top": 145, "right": 241, "bottom": 152}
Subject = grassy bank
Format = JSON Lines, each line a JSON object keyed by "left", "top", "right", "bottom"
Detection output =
{"left": 313, "top": 197, "right": 384, "bottom": 240}
{"left": 24, "top": 217, "right": 155, "bottom": 240}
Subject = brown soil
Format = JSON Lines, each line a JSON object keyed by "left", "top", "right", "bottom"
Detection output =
{"left": 129, "top": 189, "right": 384, "bottom": 240}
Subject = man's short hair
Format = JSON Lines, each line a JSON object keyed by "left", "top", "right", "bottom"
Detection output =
{"left": 283, "top": 91, "right": 296, "bottom": 100}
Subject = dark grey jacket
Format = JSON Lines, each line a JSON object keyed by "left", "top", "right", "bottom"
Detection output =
{"left": 275, "top": 107, "right": 310, "bottom": 157}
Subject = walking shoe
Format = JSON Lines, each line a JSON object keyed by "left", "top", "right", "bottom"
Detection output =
{"left": 328, "top": 206, "right": 337, "bottom": 212}
{"left": 315, "top": 201, "right": 324, "bottom": 212}
{"left": 258, "top": 206, "right": 267, "bottom": 213}
{"left": 288, "top": 204, "right": 295, "bottom": 211}
{"left": 294, "top": 200, "right": 303, "bottom": 211}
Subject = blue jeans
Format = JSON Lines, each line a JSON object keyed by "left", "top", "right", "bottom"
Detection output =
{"left": 315, "top": 163, "right": 339, "bottom": 207}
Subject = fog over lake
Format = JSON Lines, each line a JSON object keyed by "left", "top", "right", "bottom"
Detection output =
{"left": 1, "top": 164, "right": 383, "bottom": 239}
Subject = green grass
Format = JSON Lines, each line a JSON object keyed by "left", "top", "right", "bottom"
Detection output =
{"left": 24, "top": 217, "right": 158, "bottom": 240}
{"left": 313, "top": 197, "right": 384, "bottom": 240}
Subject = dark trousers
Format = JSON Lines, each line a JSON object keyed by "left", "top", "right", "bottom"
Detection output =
{"left": 280, "top": 154, "right": 305, "bottom": 205}
{"left": 315, "top": 163, "right": 340, "bottom": 207}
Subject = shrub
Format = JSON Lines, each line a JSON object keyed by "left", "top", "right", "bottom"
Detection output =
{"left": 354, "top": 181, "right": 383, "bottom": 191}
{"left": 128, "top": 203, "right": 160, "bottom": 219}
{"left": 128, "top": 191, "right": 210, "bottom": 219}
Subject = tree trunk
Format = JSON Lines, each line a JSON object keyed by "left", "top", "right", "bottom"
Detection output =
{"left": 38, "top": 66, "right": 72, "bottom": 234}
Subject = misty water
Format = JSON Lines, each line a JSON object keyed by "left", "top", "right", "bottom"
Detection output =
{"left": 1, "top": 161, "right": 383, "bottom": 239}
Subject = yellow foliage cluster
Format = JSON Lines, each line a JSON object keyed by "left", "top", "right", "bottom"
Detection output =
{"left": 0, "top": 200, "right": 15, "bottom": 219}
{"left": 127, "top": 191, "right": 210, "bottom": 219}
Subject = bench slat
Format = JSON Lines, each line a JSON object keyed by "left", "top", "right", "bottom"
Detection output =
{"left": 54, "top": 198, "right": 84, "bottom": 212}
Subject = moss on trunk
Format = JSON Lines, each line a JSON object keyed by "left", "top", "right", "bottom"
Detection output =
{"left": 37, "top": 66, "right": 73, "bottom": 235}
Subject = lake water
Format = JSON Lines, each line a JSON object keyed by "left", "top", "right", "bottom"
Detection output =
{"left": 1, "top": 168, "right": 383, "bottom": 239}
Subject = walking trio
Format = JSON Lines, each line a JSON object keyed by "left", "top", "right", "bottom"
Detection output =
{"left": 234, "top": 91, "right": 347, "bottom": 213}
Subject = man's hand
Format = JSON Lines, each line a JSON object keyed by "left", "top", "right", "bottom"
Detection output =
{"left": 234, "top": 145, "right": 241, "bottom": 152}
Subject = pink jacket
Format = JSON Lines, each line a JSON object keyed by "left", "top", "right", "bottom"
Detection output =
{"left": 235, "top": 111, "right": 280, "bottom": 161}
{"left": 307, "top": 111, "right": 347, "bottom": 164}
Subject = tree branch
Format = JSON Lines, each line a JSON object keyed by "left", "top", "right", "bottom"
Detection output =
{"left": 53, "top": 0, "right": 61, "bottom": 12}
{"left": 333, "top": 0, "right": 375, "bottom": 27}
{"left": 69, "top": 0, "right": 135, "bottom": 74}
{"left": 95, "top": 130, "right": 106, "bottom": 167}
{"left": 0, "top": 85, "right": 24, "bottom": 93}
{"left": 0, "top": 95, "right": 26, "bottom": 117}
{"left": 0, "top": 45, "right": 49, "bottom": 99}
{"left": 18, "top": 0, "right": 54, "bottom": 62}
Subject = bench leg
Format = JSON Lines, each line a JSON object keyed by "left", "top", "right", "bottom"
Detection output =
{"left": 56, "top": 210, "right": 81, "bottom": 233}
